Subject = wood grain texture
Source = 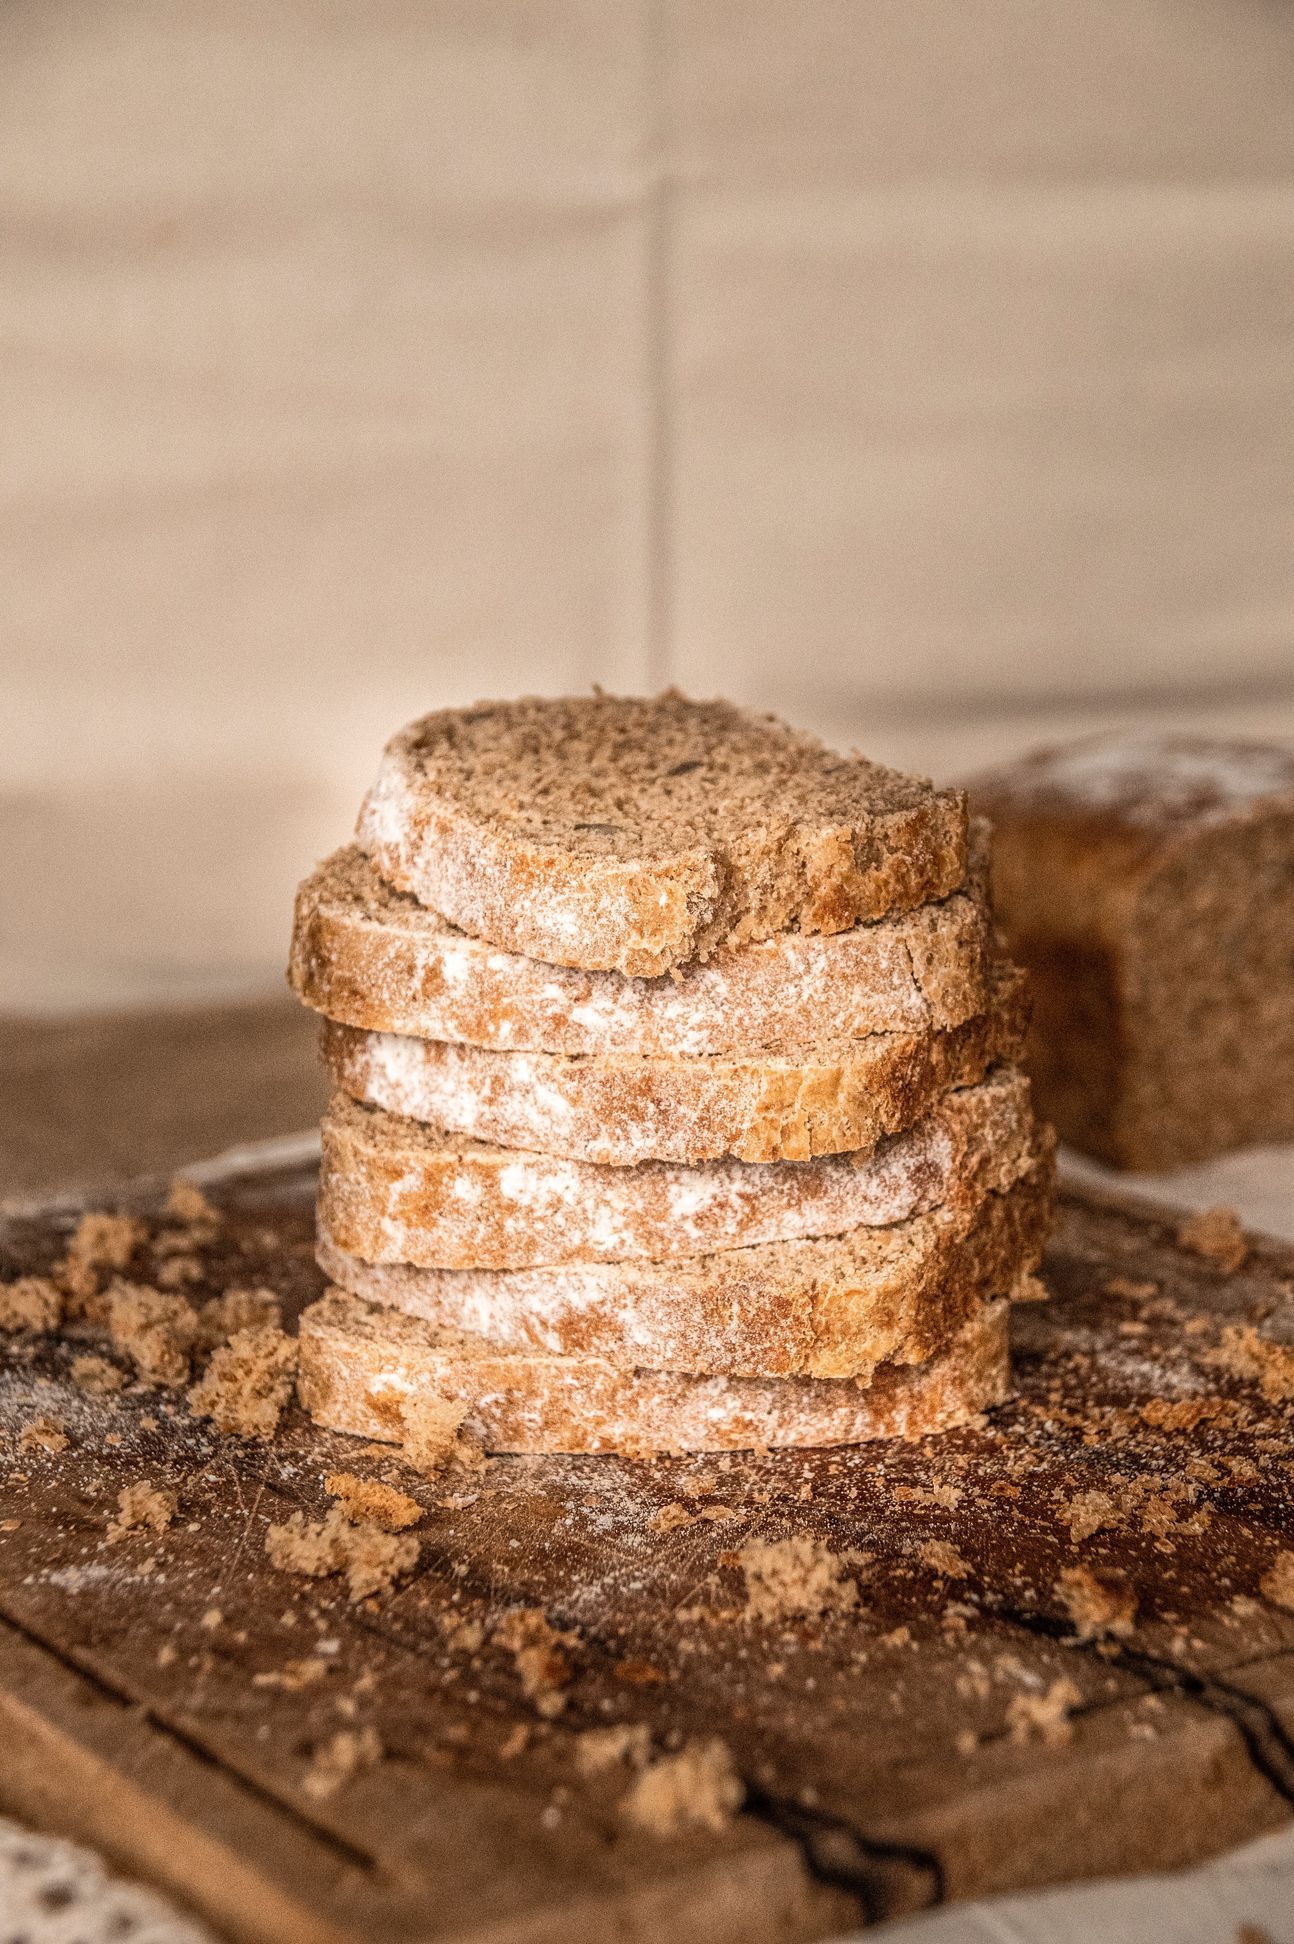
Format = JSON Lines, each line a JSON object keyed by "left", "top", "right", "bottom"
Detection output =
{"left": 2, "top": 1158, "right": 1294, "bottom": 1937}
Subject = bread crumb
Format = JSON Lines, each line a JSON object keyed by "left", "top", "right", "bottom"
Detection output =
{"left": 919, "top": 1539, "right": 971, "bottom": 1579}
{"left": 621, "top": 1739, "right": 744, "bottom": 1836}
{"left": 1259, "top": 1550, "right": 1294, "bottom": 1612}
{"left": 494, "top": 1608, "right": 578, "bottom": 1718}
{"left": 1140, "top": 1396, "right": 1229, "bottom": 1431}
{"left": 1205, "top": 1326, "right": 1294, "bottom": 1405}
{"left": 302, "top": 1726, "right": 382, "bottom": 1800}
{"left": 253, "top": 1656, "right": 329, "bottom": 1691}
{"left": 325, "top": 1471, "right": 421, "bottom": 1532}
{"left": 1103, "top": 1276, "right": 1158, "bottom": 1301}
{"left": 108, "top": 1482, "right": 176, "bottom": 1541}
{"left": 0, "top": 1276, "right": 62, "bottom": 1334}
{"left": 71, "top": 1354, "right": 125, "bottom": 1396}
{"left": 440, "top": 1611, "right": 485, "bottom": 1654}
{"left": 737, "top": 1535, "right": 863, "bottom": 1622}
{"left": 1007, "top": 1677, "right": 1081, "bottom": 1746}
{"left": 18, "top": 1415, "right": 68, "bottom": 1456}
{"left": 402, "top": 1394, "right": 485, "bottom": 1475}
{"left": 156, "top": 1255, "right": 205, "bottom": 1291}
{"left": 649, "top": 1502, "right": 696, "bottom": 1534}
{"left": 59, "top": 1211, "right": 146, "bottom": 1313}
{"left": 1055, "top": 1565, "right": 1137, "bottom": 1639}
{"left": 1066, "top": 1489, "right": 1121, "bottom": 1543}
{"left": 188, "top": 1326, "right": 297, "bottom": 1437}
{"left": 1178, "top": 1207, "right": 1247, "bottom": 1274}
{"left": 574, "top": 1722, "right": 651, "bottom": 1776}
{"left": 265, "top": 1504, "right": 418, "bottom": 1602}
{"left": 164, "top": 1177, "right": 221, "bottom": 1234}
{"left": 196, "top": 1287, "right": 282, "bottom": 1350}
{"left": 108, "top": 1283, "right": 198, "bottom": 1388}
{"left": 893, "top": 1483, "right": 963, "bottom": 1510}
{"left": 498, "top": 1723, "right": 530, "bottom": 1760}
{"left": 200, "top": 1608, "right": 223, "bottom": 1629}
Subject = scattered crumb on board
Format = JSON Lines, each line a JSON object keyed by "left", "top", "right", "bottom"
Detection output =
{"left": 302, "top": 1726, "right": 383, "bottom": 1800}
{"left": 0, "top": 1276, "right": 62, "bottom": 1334}
{"left": 1176, "top": 1207, "right": 1247, "bottom": 1275}
{"left": 620, "top": 1740, "right": 744, "bottom": 1836}
{"left": 107, "top": 1482, "right": 176, "bottom": 1542}
{"left": 188, "top": 1326, "right": 298, "bottom": 1437}
{"left": 1055, "top": 1565, "right": 1137, "bottom": 1639}
{"left": 325, "top": 1471, "right": 421, "bottom": 1531}
{"left": 108, "top": 1284, "right": 198, "bottom": 1388}
{"left": 736, "top": 1535, "right": 863, "bottom": 1622}
{"left": 265, "top": 1504, "right": 420, "bottom": 1602}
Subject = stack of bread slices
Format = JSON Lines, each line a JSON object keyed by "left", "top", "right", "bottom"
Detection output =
{"left": 288, "top": 693, "right": 1053, "bottom": 1456}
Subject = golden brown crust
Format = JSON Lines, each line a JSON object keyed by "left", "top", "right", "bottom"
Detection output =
{"left": 288, "top": 841, "right": 993, "bottom": 1056}
{"left": 357, "top": 694, "right": 968, "bottom": 976}
{"left": 320, "top": 965, "right": 1029, "bottom": 1167}
{"left": 317, "top": 1149, "right": 1052, "bottom": 1379}
{"left": 318, "top": 1068, "right": 1037, "bottom": 1270}
{"left": 296, "top": 1293, "right": 1012, "bottom": 1454}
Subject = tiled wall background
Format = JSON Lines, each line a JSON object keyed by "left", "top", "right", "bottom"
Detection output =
{"left": 4, "top": 0, "right": 1294, "bottom": 1007}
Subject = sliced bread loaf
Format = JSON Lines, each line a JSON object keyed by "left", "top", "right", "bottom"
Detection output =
{"left": 317, "top": 1147, "right": 1051, "bottom": 1379}
{"left": 297, "top": 1291, "right": 1011, "bottom": 1454}
{"left": 319, "top": 1067, "right": 1036, "bottom": 1270}
{"left": 290, "top": 838, "right": 992, "bottom": 1056}
{"left": 356, "top": 693, "right": 968, "bottom": 976}
{"left": 320, "top": 963, "right": 1027, "bottom": 1166}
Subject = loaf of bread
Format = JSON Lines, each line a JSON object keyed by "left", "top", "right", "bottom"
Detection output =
{"left": 297, "top": 1291, "right": 1011, "bottom": 1453}
{"left": 356, "top": 693, "right": 967, "bottom": 976}
{"left": 317, "top": 1149, "right": 1049, "bottom": 1379}
{"left": 970, "top": 735, "right": 1294, "bottom": 1169}
{"left": 319, "top": 1068, "right": 1036, "bottom": 1270}
{"left": 320, "top": 963, "right": 1027, "bottom": 1167}
{"left": 290, "top": 837, "right": 993, "bottom": 1056}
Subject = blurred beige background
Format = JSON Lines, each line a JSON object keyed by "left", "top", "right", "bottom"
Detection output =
{"left": 4, "top": 0, "right": 1294, "bottom": 1011}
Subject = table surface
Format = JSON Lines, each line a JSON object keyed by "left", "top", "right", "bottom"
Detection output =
{"left": 4, "top": 997, "right": 1294, "bottom": 1944}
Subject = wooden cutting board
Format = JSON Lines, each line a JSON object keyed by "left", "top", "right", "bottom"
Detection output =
{"left": 2, "top": 1152, "right": 1294, "bottom": 1943}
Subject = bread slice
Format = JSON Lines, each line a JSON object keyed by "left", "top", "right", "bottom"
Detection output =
{"left": 319, "top": 1067, "right": 1037, "bottom": 1270}
{"left": 290, "top": 838, "right": 993, "bottom": 1056}
{"left": 320, "top": 963, "right": 1027, "bottom": 1166}
{"left": 317, "top": 1147, "right": 1051, "bottom": 1380}
{"left": 356, "top": 693, "right": 968, "bottom": 976}
{"left": 297, "top": 1290, "right": 1012, "bottom": 1454}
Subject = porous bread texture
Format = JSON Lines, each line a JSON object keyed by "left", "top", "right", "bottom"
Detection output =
{"left": 970, "top": 735, "right": 1294, "bottom": 1170}
{"left": 321, "top": 964, "right": 1027, "bottom": 1167}
{"left": 319, "top": 1067, "right": 1036, "bottom": 1270}
{"left": 356, "top": 693, "right": 968, "bottom": 976}
{"left": 289, "top": 835, "right": 993, "bottom": 1057}
{"left": 317, "top": 1146, "right": 1053, "bottom": 1379}
{"left": 297, "top": 1292, "right": 1011, "bottom": 1454}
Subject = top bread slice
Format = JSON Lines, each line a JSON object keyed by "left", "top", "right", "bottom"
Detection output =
{"left": 356, "top": 692, "right": 968, "bottom": 976}
{"left": 289, "top": 835, "right": 993, "bottom": 1056}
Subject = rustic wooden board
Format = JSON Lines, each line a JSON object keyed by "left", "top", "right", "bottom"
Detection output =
{"left": 3, "top": 1155, "right": 1294, "bottom": 1941}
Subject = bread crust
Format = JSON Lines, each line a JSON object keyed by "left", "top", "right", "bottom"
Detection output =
{"left": 289, "top": 842, "right": 992, "bottom": 1056}
{"left": 357, "top": 695, "right": 967, "bottom": 976}
{"left": 320, "top": 965, "right": 1028, "bottom": 1166}
{"left": 319, "top": 1068, "right": 1037, "bottom": 1270}
{"left": 297, "top": 1292, "right": 1012, "bottom": 1454}
{"left": 317, "top": 1148, "right": 1052, "bottom": 1380}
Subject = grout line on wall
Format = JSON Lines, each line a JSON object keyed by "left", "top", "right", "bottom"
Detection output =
{"left": 640, "top": 0, "right": 674, "bottom": 694}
